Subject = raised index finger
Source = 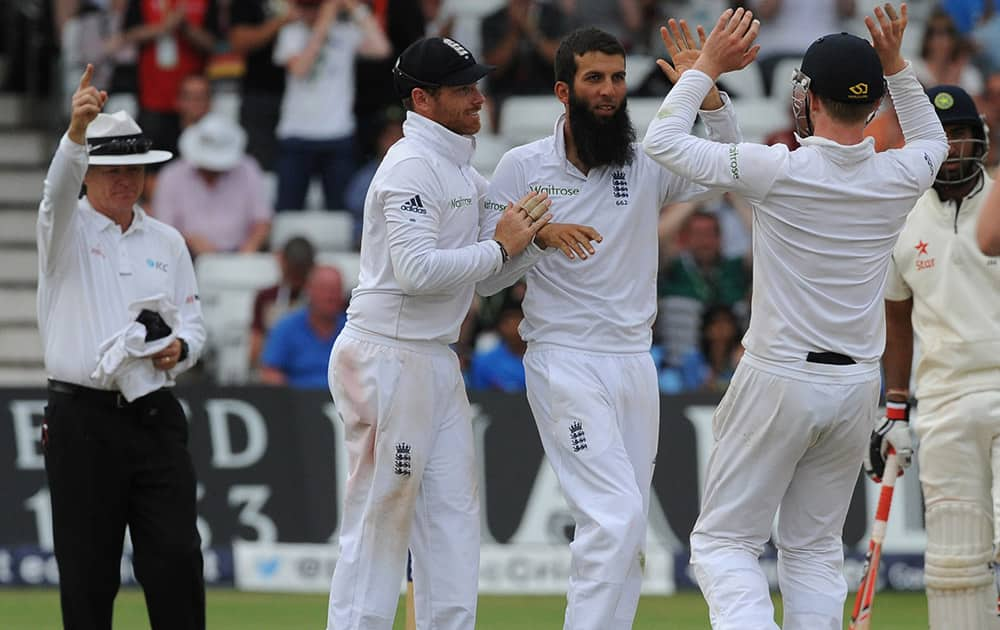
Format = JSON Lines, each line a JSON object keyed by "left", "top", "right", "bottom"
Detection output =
{"left": 78, "top": 64, "right": 94, "bottom": 91}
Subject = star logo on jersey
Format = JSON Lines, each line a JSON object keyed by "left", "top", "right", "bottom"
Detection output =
{"left": 914, "top": 240, "right": 935, "bottom": 271}
{"left": 915, "top": 240, "right": 929, "bottom": 256}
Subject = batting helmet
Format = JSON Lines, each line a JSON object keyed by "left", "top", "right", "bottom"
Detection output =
{"left": 926, "top": 85, "right": 988, "bottom": 185}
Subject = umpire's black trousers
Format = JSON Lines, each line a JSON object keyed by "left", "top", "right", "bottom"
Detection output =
{"left": 43, "top": 382, "right": 205, "bottom": 630}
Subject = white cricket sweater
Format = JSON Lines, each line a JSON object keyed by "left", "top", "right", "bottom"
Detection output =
{"left": 643, "top": 63, "right": 948, "bottom": 366}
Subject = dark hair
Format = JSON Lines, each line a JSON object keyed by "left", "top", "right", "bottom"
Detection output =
{"left": 554, "top": 28, "right": 625, "bottom": 87}
{"left": 699, "top": 304, "right": 741, "bottom": 360}
{"left": 283, "top": 236, "right": 316, "bottom": 270}
{"left": 816, "top": 95, "right": 878, "bottom": 125}
{"left": 401, "top": 86, "right": 440, "bottom": 112}
{"left": 920, "top": 8, "right": 966, "bottom": 62}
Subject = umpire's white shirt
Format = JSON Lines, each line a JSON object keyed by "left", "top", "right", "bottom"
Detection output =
{"left": 346, "top": 111, "right": 523, "bottom": 345}
{"left": 478, "top": 97, "right": 740, "bottom": 354}
{"left": 643, "top": 63, "right": 948, "bottom": 366}
{"left": 37, "top": 135, "right": 206, "bottom": 388}
{"left": 885, "top": 175, "right": 1000, "bottom": 399}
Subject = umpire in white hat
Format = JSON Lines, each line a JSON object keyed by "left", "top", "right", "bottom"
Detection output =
{"left": 37, "top": 64, "right": 207, "bottom": 630}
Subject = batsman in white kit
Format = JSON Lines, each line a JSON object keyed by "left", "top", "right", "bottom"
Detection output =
{"left": 875, "top": 83, "right": 1000, "bottom": 629}
{"left": 641, "top": 5, "right": 947, "bottom": 629}
{"left": 323, "top": 36, "right": 560, "bottom": 630}
{"left": 477, "top": 27, "right": 743, "bottom": 630}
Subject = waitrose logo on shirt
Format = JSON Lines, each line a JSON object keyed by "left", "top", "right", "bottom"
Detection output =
{"left": 449, "top": 196, "right": 474, "bottom": 209}
{"left": 530, "top": 183, "right": 580, "bottom": 196}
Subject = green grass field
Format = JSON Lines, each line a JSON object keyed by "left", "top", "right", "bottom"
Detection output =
{"left": 0, "top": 588, "right": 928, "bottom": 629}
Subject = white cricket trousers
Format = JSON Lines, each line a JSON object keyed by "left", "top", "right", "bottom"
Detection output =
{"left": 914, "top": 389, "right": 1000, "bottom": 630}
{"left": 326, "top": 329, "right": 479, "bottom": 630}
{"left": 690, "top": 354, "right": 879, "bottom": 630}
{"left": 523, "top": 345, "right": 660, "bottom": 630}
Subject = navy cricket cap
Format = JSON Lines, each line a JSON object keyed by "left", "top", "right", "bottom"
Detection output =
{"left": 926, "top": 85, "right": 981, "bottom": 126}
{"left": 393, "top": 37, "right": 494, "bottom": 98}
{"left": 800, "top": 33, "right": 885, "bottom": 104}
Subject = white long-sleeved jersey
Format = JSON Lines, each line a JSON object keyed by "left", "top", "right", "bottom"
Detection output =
{"left": 37, "top": 134, "right": 206, "bottom": 388}
{"left": 643, "top": 63, "right": 948, "bottom": 365}
{"left": 885, "top": 175, "right": 1000, "bottom": 399}
{"left": 478, "top": 94, "right": 741, "bottom": 354}
{"left": 346, "top": 112, "right": 536, "bottom": 345}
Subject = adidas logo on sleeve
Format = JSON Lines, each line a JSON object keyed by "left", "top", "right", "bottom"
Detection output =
{"left": 400, "top": 194, "right": 427, "bottom": 215}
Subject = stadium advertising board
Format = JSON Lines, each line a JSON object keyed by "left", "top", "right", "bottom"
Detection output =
{"left": 1, "top": 387, "right": 929, "bottom": 592}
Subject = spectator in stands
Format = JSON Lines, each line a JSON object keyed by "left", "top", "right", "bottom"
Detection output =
{"left": 679, "top": 304, "right": 744, "bottom": 392}
{"left": 260, "top": 265, "right": 346, "bottom": 388}
{"left": 656, "top": 210, "right": 749, "bottom": 367}
{"left": 979, "top": 71, "right": 1000, "bottom": 167}
{"left": 913, "top": 7, "right": 984, "bottom": 97}
{"left": 229, "top": 0, "right": 299, "bottom": 171}
{"left": 153, "top": 113, "right": 272, "bottom": 256}
{"left": 469, "top": 293, "right": 527, "bottom": 392}
{"left": 120, "top": 0, "right": 221, "bottom": 156}
{"left": 176, "top": 73, "right": 212, "bottom": 131}
{"left": 481, "top": 0, "right": 567, "bottom": 128}
{"left": 273, "top": 0, "right": 392, "bottom": 211}
{"left": 344, "top": 107, "right": 405, "bottom": 248}
{"left": 745, "top": 0, "right": 855, "bottom": 95}
{"left": 250, "top": 236, "right": 316, "bottom": 367}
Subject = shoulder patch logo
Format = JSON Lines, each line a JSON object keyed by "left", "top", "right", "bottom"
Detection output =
{"left": 394, "top": 442, "right": 412, "bottom": 476}
{"left": 401, "top": 195, "right": 426, "bottom": 215}
{"left": 569, "top": 420, "right": 588, "bottom": 453}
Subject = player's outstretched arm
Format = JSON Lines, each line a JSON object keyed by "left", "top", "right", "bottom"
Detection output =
{"left": 978, "top": 178, "right": 1000, "bottom": 255}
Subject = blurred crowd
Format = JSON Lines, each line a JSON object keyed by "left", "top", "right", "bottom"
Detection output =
{"left": 6, "top": 0, "right": 1000, "bottom": 392}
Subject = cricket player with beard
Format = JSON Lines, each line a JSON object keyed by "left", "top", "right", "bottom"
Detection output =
{"left": 325, "top": 35, "right": 599, "bottom": 630}
{"left": 873, "top": 84, "right": 1000, "bottom": 629}
{"left": 477, "top": 27, "right": 743, "bottom": 630}
{"left": 641, "top": 4, "right": 946, "bottom": 629}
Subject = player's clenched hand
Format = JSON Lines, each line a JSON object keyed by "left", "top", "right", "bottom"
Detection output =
{"left": 692, "top": 8, "right": 760, "bottom": 81}
{"left": 68, "top": 64, "right": 108, "bottom": 145}
{"left": 534, "top": 223, "right": 603, "bottom": 260}
{"left": 493, "top": 192, "right": 553, "bottom": 258}
{"left": 863, "top": 400, "right": 913, "bottom": 482}
{"left": 865, "top": 3, "right": 907, "bottom": 76}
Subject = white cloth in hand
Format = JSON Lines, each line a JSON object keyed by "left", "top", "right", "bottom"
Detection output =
{"left": 90, "top": 294, "right": 181, "bottom": 401}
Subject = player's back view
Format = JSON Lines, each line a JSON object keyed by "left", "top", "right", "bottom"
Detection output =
{"left": 642, "top": 5, "right": 947, "bottom": 629}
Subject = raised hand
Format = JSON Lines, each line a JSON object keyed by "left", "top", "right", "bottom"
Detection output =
{"left": 68, "top": 64, "right": 108, "bottom": 145}
{"left": 535, "top": 223, "right": 603, "bottom": 260}
{"left": 656, "top": 19, "right": 708, "bottom": 84}
{"left": 865, "top": 2, "right": 907, "bottom": 76}
{"left": 692, "top": 8, "right": 761, "bottom": 81}
{"left": 656, "top": 18, "right": 725, "bottom": 109}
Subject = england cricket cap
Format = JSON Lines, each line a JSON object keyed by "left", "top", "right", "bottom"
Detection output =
{"left": 393, "top": 37, "right": 494, "bottom": 98}
{"left": 800, "top": 33, "right": 885, "bottom": 104}
{"left": 926, "top": 84, "right": 981, "bottom": 127}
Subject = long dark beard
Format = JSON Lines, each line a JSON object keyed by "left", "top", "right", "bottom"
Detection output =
{"left": 568, "top": 92, "right": 636, "bottom": 169}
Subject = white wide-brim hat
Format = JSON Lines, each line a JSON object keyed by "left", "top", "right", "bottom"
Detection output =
{"left": 178, "top": 113, "right": 247, "bottom": 172}
{"left": 86, "top": 111, "right": 173, "bottom": 165}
